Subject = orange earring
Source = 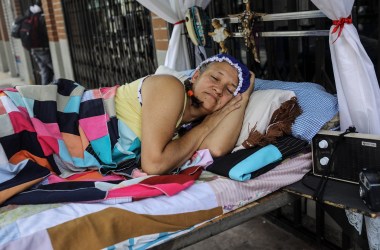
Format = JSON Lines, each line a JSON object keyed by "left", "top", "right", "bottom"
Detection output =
{"left": 187, "top": 90, "right": 194, "bottom": 97}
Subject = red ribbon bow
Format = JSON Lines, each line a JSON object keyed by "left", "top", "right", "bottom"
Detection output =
{"left": 331, "top": 16, "right": 352, "bottom": 43}
{"left": 174, "top": 19, "right": 186, "bottom": 25}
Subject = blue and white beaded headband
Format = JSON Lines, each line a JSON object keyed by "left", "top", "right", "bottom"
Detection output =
{"left": 195, "top": 53, "right": 250, "bottom": 96}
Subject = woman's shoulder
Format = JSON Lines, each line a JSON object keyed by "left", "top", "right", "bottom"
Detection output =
{"left": 141, "top": 75, "right": 186, "bottom": 115}
{"left": 143, "top": 74, "right": 185, "bottom": 93}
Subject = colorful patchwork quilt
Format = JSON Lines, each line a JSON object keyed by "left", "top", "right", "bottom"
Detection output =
{"left": 0, "top": 79, "right": 201, "bottom": 205}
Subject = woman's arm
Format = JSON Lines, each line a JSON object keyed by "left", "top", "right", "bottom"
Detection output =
{"left": 140, "top": 75, "right": 242, "bottom": 175}
{"left": 199, "top": 72, "right": 255, "bottom": 157}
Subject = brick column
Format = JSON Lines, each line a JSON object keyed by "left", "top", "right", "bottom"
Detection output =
{"left": 12, "top": 0, "right": 22, "bottom": 16}
{"left": 151, "top": 13, "right": 169, "bottom": 66}
{"left": 42, "top": 0, "right": 58, "bottom": 42}
{"left": 0, "top": 3, "right": 9, "bottom": 42}
{"left": 41, "top": 0, "right": 74, "bottom": 80}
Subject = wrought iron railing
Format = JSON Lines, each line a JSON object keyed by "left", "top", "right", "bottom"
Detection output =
{"left": 204, "top": 0, "right": 337, "bottom": 92}
{"left": 62, "top": 0, "right": 157, "bottom": 88}
{"left": 205, "top": 0, "right": 379, "bottom": 92}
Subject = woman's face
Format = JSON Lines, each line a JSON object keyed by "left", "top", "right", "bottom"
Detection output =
{"left": 192, "top": 61, "right": 238, "bottom": 113}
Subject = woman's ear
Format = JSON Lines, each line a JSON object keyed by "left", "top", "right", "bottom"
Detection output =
{"left": 192, "top": 69, "right": 200, "bottom": 81}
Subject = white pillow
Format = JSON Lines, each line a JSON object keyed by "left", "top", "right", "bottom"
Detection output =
{"left": 234, "top": 89, "right": 296, "bottom": 151}
{"left": 155, "top": 65, "right": 190, "bottom": 84}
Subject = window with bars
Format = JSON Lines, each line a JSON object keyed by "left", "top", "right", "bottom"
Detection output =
{"left": 62, "top": 0, "right": 157, "bottom": 88}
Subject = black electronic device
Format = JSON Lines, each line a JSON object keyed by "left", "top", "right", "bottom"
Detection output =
{"left": 359, "top": 169, "right": 380, "bottom": 212}
{"left": 312, "top": 130, "right": 380, "bottom": 184}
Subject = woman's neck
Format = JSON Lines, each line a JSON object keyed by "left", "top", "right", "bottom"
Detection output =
{"left": 181, "top": 96, "right": 206, "bottom": 124}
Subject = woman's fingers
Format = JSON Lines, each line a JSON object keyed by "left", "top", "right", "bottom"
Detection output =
{"left": 229, "top": 94, "right": 243, "bottom": 109}
{"left": 201, "top": 94, "right": 243, "bottom": 132}
{"left": 249, "top": 71, "right": 255, "bottom": 91}
{"left": 217, "top": 94, "right": 242, "bottom": 116}
{"left": 241, "top": 71, "right": 255, "bottom": 99}
{"left": 250, "top": 70, "right": 255, "bottom": 84}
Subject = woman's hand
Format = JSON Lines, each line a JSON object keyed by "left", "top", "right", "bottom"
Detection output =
{"left": 242, "top": 71, "right": 255, "bottom": 99}
{"left": 200, "top": 93, "right": 243, "bottom": 132}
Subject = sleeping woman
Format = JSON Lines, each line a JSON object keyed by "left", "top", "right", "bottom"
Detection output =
{"left": 115, "top": 53, "right": 255, "bottom": 175}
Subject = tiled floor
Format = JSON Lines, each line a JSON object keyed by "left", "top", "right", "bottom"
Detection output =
{"left": 183, "top": 216, "right": 319, "bottom": 250}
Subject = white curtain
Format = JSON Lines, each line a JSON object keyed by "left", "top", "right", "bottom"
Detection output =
{"left": 312, "top": 1, "right": 380, "bottom": 248}
{"left": 137, "top": 0, "right": 211, "bottom": 71}
{"left": 311, "top": 0, "right": 380, "bottom": 134}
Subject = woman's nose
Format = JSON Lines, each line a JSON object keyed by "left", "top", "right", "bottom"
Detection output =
{"left": 213, "top": 85, "right": 223, "bottom": 96}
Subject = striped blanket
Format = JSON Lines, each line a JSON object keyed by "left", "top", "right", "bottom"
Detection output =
{"left": 0, "top": 152, "right": 312, "bottom": 249}
{"left": 0, "top": 79, "right": 201, "bottom": 205}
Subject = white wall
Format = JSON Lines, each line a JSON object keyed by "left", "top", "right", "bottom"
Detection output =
{"left": 156, "top": 50, "right": 167, "bottom": 67}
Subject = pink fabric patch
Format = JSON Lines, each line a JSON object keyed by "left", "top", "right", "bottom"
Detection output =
{"left": 92, "top": 89, "right": 102, "bottom": 99}
{"left": 78, "top": 115, "right": 108, "bottom": 141}
{"left": 107, "top": 180, "right": 195, "bottom": 199}
{"left": 47, "top": 173, "right": 125, "bottom": 184}
{"left": 38, "top": 136, "right": 59, "bottom": 155}
{"left": 140, "top": 181, "right": 195, "bottom": 196}
{"left": 18, "top": 106, "right": 28, "bottom": 114}
{"left": 8, "top": 111, "right": 35, "bottom": 133}
{"left": 31, "top": 118, "right": 62, "bottom": 139}
{"left": 181, "top": 149, "right": 214, "bottom": 170}
{"left": 107, "top": 166, "right": 202, "bottom": 199}
{"left": 1, "top": 88, "right": 18, "bottom": 92}
{"left": 0, "top": 102, "right": 6, "bottom": 115}
{"left": 65, "top": 171, "right": 124, "bottom": 181}
{"left": 131, "top": 168, "right": 148, "bottom": 178}
{"left": 100, "top": 86, "right": 118, "bottom": 99}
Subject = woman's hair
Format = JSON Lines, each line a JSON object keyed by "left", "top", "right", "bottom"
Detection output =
{"left": 195, "top": 53, "right": 251, "bottom": 95}
{"left": 184, "top": 79, "right": 202, "bottom": 108}
{"left": 184, "top": 62, "right": 210, "bottom": 108}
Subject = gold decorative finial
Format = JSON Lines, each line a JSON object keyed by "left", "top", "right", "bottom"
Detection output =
{"left": 240, "top": 0, "right": 260, "bottom": 63}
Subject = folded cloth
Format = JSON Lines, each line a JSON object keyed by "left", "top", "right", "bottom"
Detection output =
{"left": 234, "top": 89, "right": 301, "bottom": 152}
{"left": 242, "top": 96, "right": 302, "bottom": 149}
{"left": 207, "top": 136, "right": 308, "bottom": 181}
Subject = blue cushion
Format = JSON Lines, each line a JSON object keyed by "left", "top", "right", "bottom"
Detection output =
{"left": 254, "top": 79, "right": 338, "bottom": 142}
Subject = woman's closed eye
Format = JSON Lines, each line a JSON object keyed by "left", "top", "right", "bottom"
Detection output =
{"left": 226, "top": 87, "right": 234, "bottom": 95}
{"left": 210, "top": 75, "right": 235, "bottom": 95}
{"left": 211, "top": 75, "right": 218, "bottom": 82}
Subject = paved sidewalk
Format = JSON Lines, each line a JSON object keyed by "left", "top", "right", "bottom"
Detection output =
{"left": 0, "top": 71, "right": 27, "bottom": 88}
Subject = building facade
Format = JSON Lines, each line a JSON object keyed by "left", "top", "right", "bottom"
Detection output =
{"left": 1, "top": 0, "right": 378, "bottom": 89}
{"left": 0, "top": 0, "right": 169, "bottom": 87}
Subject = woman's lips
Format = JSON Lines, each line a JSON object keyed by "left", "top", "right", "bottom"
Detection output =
{"left": 205, "top": 92, "right": 217, "bottom": 102}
